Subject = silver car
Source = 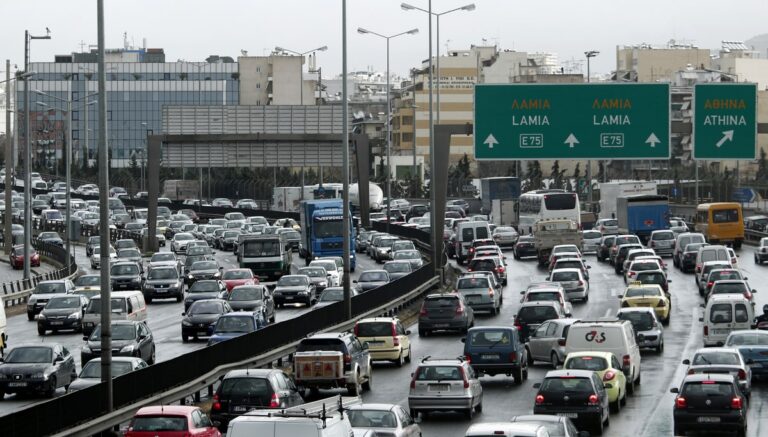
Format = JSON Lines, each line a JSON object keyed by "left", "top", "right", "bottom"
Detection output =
{"left": 393, "top": 249, "right": 423, "bottom": 270}
{"left": 548, "top": 268, "right": 589, "bottom": 301}
{"left": 617, "top": 307, "right": 664, "bottom": 352}
{"left": 581, "top": 230, "right": 602, "bottom": 254}
{"left": 408, "top": 357, "right": 483, "bottom": 419}
{"left": 525, "top": 318, "right": 580, "bottom": 368}
{"left": 648, "top": 230, "right": 676, "bottom": 257}
{"left": 347, "top": 403, "right": 421, "bottom": 436}
{"left": 455, "top": 273, "right": 501, "bottom": 315}
{"left": 682, "top": 347, "right": 751, "bottom": 397}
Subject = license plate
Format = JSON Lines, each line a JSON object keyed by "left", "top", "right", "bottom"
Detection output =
{"left": 433, "top": 323, "right": 449, "bottom": 328}
{"left": 285, "top": 296, "right": 294, "bottom": 300}
{"left": 428, "top": 384, "right": 449, "bottom": 392}
{"left": 697, "top": 417, "right": 720, "bottom": 423}
{"left": 156, "top": 289, "right": 167, "bottom": 293}
{"left": 713, "top": 329, "right": 730, "bottom": 335}
{"left": 232, "top": 406, "right": 248, "bottom": 412}
{"left": 50, "top": 321, "right": 64, "bottom": 326}
{"left": 557, "top": 413, "right": 578, "bottom": 419}
{"left": 8, "top": 382, "right": 27, "bottom": 387}
{"left": 481, "top": 354, "right": 499, "bottom": 360}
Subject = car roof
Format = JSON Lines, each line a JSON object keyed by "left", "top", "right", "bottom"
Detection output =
{"left": 566, "top": 350, "right": 616, "bottom": 360}
{"left": 693, "top": 347, "right": 741, "bottom": 355}
{"left": 357, "top": 317, "right": 398, "bottom": 324}
{"left": 617, "top": 307, "right": 657, "bottom": 315}
{"left": 543, "top": 369, "right": 595, "bottom": 378}
{"left": 44, "top": 293, "right": 77, "bottom": 299}
{"left": 511, "top": 414, "right": 567, "bottom": 424}
{"left": 224, "top": 369, "right": 278, "bottom": 378}
{"left": 551, "top": 268, "right": 581, "bottom": 274}
{"left": 348, "top": 403, "right": 399, "bottom": 412}
{"left": 520, "top": 301, "right": 560, "bottom": 308}
{"left": 708, "top": 294, "right": 749, "bottom": 303}
{"left": 135, "top": 405, "right": 198, "bottom": 416}
{"left": 681, "top": 373, "right": 737, "bottom": 383}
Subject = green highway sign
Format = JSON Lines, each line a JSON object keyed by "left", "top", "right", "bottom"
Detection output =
{"left": 474, "top": 83, "right": 670, "bottom": 160}
{"left": 693, "top": 83, "right": 757, "bottom": 160}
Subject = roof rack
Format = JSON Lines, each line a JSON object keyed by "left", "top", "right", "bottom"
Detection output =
{"left": 574, "top": 318, "right": 622, "bottom": 324}
{"left": 243, "top": 395, "right": 360, "bottom": 428}
{"left": 420, "top": 355, "right": 466, "bottom": 363}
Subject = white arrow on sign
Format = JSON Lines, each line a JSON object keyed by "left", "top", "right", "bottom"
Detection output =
{"left": 483, "top": 133, "right": 499, "bottom": 149}
{"left": 645, "top": 133, "right": 660, "bottom": 148}
{"left": 716, "top": 130, "right": 734, "bottom": 148}
{"left": 564, "top": 133, "right": 579, "bottom": 148}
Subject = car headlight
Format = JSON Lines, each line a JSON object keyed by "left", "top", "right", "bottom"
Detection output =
{"left": 298, "top": 291, "right": 308, "bottom": 295}
{"left": 81, "top": 345, "right": 92, "bottom": 354}
{"left": 32, "top": 372, "right": 46, "bottom": 380}
{"left": 213, "top": 272, "right": 221, "bottom": 277}
{"left": 28, "top": 298, "right": 37, "bottom": 305}
{"left": 120, "top": 345, "right": 135, "bottom": 353}
{"left": 188, "top": 275, "right": 194, "bottom": 280}
{"left": 68, "top": 312, "right": 81, "bottom": 319}
{"left": 144, "top": 284, "right": 154, "bottom": 290}
{"left": 0, "top": 374, "right": 8, "bottom": 380}
{"left": 319, "top": 281, "right": 327, "bottom": 287}
{"left": 37, "top": 313, "right": 46, "bottom": 320}
{"left": 182, "top": 320, "right": 193, "bottom": 326}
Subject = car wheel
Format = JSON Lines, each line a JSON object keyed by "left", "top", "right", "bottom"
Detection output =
{"left": 182, "top": 334, "right": 189, "bottom": 343}
{"left": 347, "top": 373, "right": 362, "bottom": 396}
{"left": 362, "top": 369, "right": 372, "bottom": 391}
{"left": 405, "top": 347, "right": 412, "bottom": 363}
{"left": 46, "top": 376, "right": 57, "bottom": 397}
{"left": 656, "top": 339, "right": 664, "bottom": 353}
{"left": 475, "top": 401, "right": 482, "bottom": 413}
{"left": 526, "top": 347, "right": 534, "bottom": 366}
{"left": 593, "top": 414, "right": 604, "bottom": 435}
{"left": 610, "top": 395, "right": 621, "bottom": 413}
{"left": 27, "top": 312, "right": 34, "bottom": 321}
{"left": 464, "top": 406, "right": 474, "bottom": 420}
{"left": 673, "top": 424, "right": 685, "bottom": 436}
{"left": 270, "top": 314, "right": 276, "bottom": 324}
{"left": 513, "top": 367, "right": 523, "bottom": 385}
{"left": 148, "top": 347, "right": 156, "bottom": 365}
{"left": 145, "top": 297, "right": 153, "bottom": 304}
{"left": 0, "top": 388, "right": 5, "bottom": 400}
{"left": 396, "top": 352, "right": 405, "bottom": 367}
{"left": 627, "top": 377, "right": 635, "bottom": 395}
{"left": 551, "top": 352, "right": 560, "bottom": 369}
{"left": 37, "top": 326, "right": 45, "bottom": 336}
{"left": 737, "top": 425, "right": 747, "bottom": 437}
{"left": 410, "top": 409, "right": 419, "bottom": 420}
{"left": 418, "top": 328, "right": 427, "bottom": 337}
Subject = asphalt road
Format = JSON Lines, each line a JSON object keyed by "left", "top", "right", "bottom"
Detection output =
{"left": 0, "top": 242, "right": 382, "bottom": 416}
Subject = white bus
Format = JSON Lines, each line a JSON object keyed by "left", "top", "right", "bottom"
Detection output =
{"left": 518, "top": 189, "right": 581, "bottom": 234}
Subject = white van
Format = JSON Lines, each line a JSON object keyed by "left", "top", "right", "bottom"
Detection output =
{"left": 465, "top": 422, "right": 550, "bottom": 437}
{"left": 82, "top": 291, "right": 147, "bottom": 336}
{"left": 455, "top": 221, "right": 491, "bottom": 265}
{"left": 694, "top": 245, "right": 730, "bottom": 276}
{"left": 0, "top": 298, "right": 6, "bottom": 355}
{"left": 227, "top": 396, "right": 359, "bottom": 437}
{"left": 673, "top": 232, "right": 706, "bottom": 267}
{"left": 565, "top": 320, "right": 641, "bottom": 392}
{"left": 701, "top": 294, "right": 754, "bottom": 347}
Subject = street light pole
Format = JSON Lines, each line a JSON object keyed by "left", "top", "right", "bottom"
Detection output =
{"left": 341, "top": 0, "right": 352, "bottom": 321}
{"left": 585, "top": 50, "right": 599, "bottom": 206}
{"left": 357, "top": 27, "right": 418, "bottom": 233}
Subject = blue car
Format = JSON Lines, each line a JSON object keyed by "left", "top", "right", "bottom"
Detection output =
{"left": 462, "top": 326, "right": 529, "bottom": 384}
{"left": 206, "top": 312, "right": 266, "bottom": 346}
{"left": 725, "top": 330, "right": 768, "bottom": 377}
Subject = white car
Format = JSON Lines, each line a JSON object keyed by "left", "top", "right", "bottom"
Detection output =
{"left": 148, "top": 252, "right": 181, "bottom": 274}
{"left": 581, "top": 230, "right": 602, "bottom": 254}
{"left": 309, "top": 259, "right": 341, "bottom": 287}
{"left": 171, "top": 232, "right": 196, "bottom": 254}
{"left": 90, "top": 245, "right": 117, "bottom": 269}
{"left": 347, "top": 403, "right": 421, "bottom": 437}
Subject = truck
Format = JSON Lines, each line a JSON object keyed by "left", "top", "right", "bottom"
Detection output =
{"left": 533, "top": 219, "right": 583, "bottom": 265}
{"left": 299, "top": 199, "right": 356, "bottom": 269}
{"left": 491, "top": 198, "right": 516, "bottom": 226}
{"left": 272, "top": 187, "right": 303, "bottom": 212}
{"left": 616, "top": 194, "right": 670, "bottom": 244}
{"left": 598, "top": 181, "right": 657, "bottom": 220}
{"left": 480, "top": 177, "right": 521, "bottom": 215}
{"left": 162, "top": 179, "right": 199, "bottom": 201}
{"left": 238, "top": 234, "right": 292, "bottom": 280}
{"left": 349, "top": 182, "right": 384, "bottom": 212}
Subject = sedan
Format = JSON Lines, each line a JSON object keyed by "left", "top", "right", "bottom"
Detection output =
{"left": 492, "top": 226, "right": 519, "bottom": 248}
{"left": 90, "top": 245, "right": 117, "bottom": 270}
{"left": 171, "top": 232, "right": 196, "bottom": 254}
{"left": 181, "top": 299, "right": 233, "bottom": 342}
{"left": 347, "top": 403, "right": 421, "bottom": 437}
{"left": 227, "top": 285, "right": 275, "bottom": 323}
{"left": 37, "top": 294, "right": 89, "bottom": 335}
{"left": 313, "top": 287, "right": 357, "bottom": 310}
{"left": 148, "top": 252, "right": 182, "bottom": 274}
{"left": 81, "top": 321, "right": 156, "bottom": 365}
{"left": 37, "top": 231, "right": 64, "bottom": 247}
{"left": 69, "top": 357, "right": 148, "bottom": 392}
{"left": 0, "top": 344, "right": 77, "bottom": 398}
{"left": 393, "top": 249, "right": 423, "bottom": 270}
{"left": 10, "top": 244, "right": 40, "bottom": 269}
{"left": 296, "top": 266, "right": 330, "bottom": 293}
{"left": 207, "top": 312, "right": 266, "bottom": 346}
{"left": 355, "top": 270, "right": 390, "bottom": 293}
{"left": 186, "top": 260, "right": 222, "bottom": 285}
{"left": 682, "top": 347, "right": 751, "bottom": 397}
{"left": 221, "top": 268, "right": 257, "bottom": 292}
{"left": 382, "top": 261, "right": 412, "bottom": 281}
{"left": 184, "top": 279, "right": 228, "bottom": 312}
{"left": 273, "top": 275, "right": 316, "bottom": 307}
{"left": 724, "top": 330, "right": 768, "bottom": 380}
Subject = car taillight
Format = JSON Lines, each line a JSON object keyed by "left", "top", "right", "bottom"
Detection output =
{"left": 392, "top": 324, "right": 400, "bottom": 346}
{"left": 456, "top": 305, "right": 465, "bottom": 315}
{"left": 628, "top": 272, "right": 635, "bottom": 277}
{"left": 731, "top": 396, "right": 743, "bottom": 409}
{"left": 212, "top": 394, "right": 221, "bottom": 411}
{"left": 460, "top": 367, "right": 470, "bottom": 389}
{"left": 557, "top": 338, "right": 566, "bottom": 346}
{"left": 469, "top": 248, "right": 475, "bottom": 253}
{"left": 464, "top": 354, "right": 472, "bottom": 363}
{"left": 467, "top": 268, "right": 474, "bottom": 272}
{"left": 707, "top": 281, "right": 713, "bottom": 288}
{"left": 744, "top": 291, "right": 752, "bottom": 300}
{"left": 688, "top": 369, "right": 695, "bottom": 375}
{"left": 488, "top": 287, "right": 495, "bottom": 297}
{"left": 269, "top": 392, "right": 280, "bottom": 408}
{"left": 704, "top": 325, "right": 709, "bottom": 336}
{"left": 588, "top": 394, "right": 599, "bottom": 405}
{"left": 509, "top": 352, "right": 517, "bottom": 362}
{"left": 675, "top": 397, "right": 687, "bottom": 409}
{"left": 344, "top": 354, "right": 351, "bottom": 364}
{"left": 354, "top": 324, "right": 359, "bottom": 336}
{"left": 623, "top": 355, "right": 631, "bottom": 367}
{"left": 420, "top": 306, "right": 428, "bottom": 316}
{"left": 657, "top": 299, "right": 666, "bottom": 307}
{"left": 696, "top": 264, "right": 701, "bottom": 272}
{"left": 737, "top": 369, "right": 747, "bottom": 380}
{"left": 732, "top": 258, "right": 737, "bottom": 264}
{"left": 497, "top": 266, "right": 505, "bottom": 273}
{"left": 578, "top": 281, "right": 584, "bottom": 286}
{"left": 603, "top": 371, "right": 616, "bottom": 381}
{"left": 535, "top": 394, "right": 545, "bottom": 405}
{"left": 650, "top": 241, "right": 656, "bottom": 247}
{"left": 410, "top": 376, "right": 416, "bottom": 389}
{"left": 514, "top": 318, "right": 522, "bottom": 330}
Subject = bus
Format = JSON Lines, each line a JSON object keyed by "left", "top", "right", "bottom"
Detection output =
{"left": 695, "top": 202, "right": 744, "bottom": 248}
{"left": 518, "top": 189, "right": 581, "bottom": 235}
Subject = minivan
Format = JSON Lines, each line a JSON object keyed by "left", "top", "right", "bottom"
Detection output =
{"left": 455, "top": 221, "right": 491, "bottom": 265}
{"left": 701, "top": 294, "right": 754, "bottom": 347}
{"left": 565, "top": 320, "right": 641, "bottom": 394}
{"left": 694, "top": 245, "right": 730, "bottom": 276}
{"left": 82, "top": 291, "right": 147, "bottom": 336}
{"left": 673, "top": 232, "right": 706, "bottom": 268}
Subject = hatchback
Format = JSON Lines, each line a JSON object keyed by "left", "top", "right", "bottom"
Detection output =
{"left": 182, "top": 299, "right": 233, "bottom": 342}
{"left": 514, "top": 301, "right": 567, "bottom": 343}
{"left": 354, "top": 317, "right": 412, "bottom": 366}
{"left": 647, "top": 230, "right": 676, "bottom": 256}
{"left": 670, "top": 374, "right": 747, "bottom": 437}
{"left": 207, "top": 312, "right": 266, "bottom": 346}
{"left": 125, "top": 405, "right": 221, "bottom": 437}
{"left": 37, "top": 294, "right": 89, "bottom": 335}
{"left": 595, "top": 235, "right": 616, "bottom": 262}
{"left": 81, "top": 320, "right": 155, "bottom": 365}
{"left": 467, "top": 256, "right": 507, "bottom": 285}
{"left": 418, "top": 293, "right": 474, "bottom": 336}
{"left": 548, "top": 268, "right": 589, "bottom": 301}
{"left": 563, "top": 351, "right": 627, "bottom": 413}
{"left": 533, "top": 370, "right": 610, "bottom": 435}
{"left": 616, "top": 307, "right": 665, "bottom": 352}
{"left": 682, "top": 347, "right": 751, "bottom": 398}
{"left": 408, "top": 357, "right": 483, "bottom": 419}
{"left": 455, "top": 274, "right": 502, "bottom": 315}
{"left": 581, "top": 230, "right": 602, "bottom": 254}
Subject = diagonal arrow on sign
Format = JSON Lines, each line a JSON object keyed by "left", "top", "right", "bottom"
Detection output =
{"left": 645, "top": 133, "right": 660, "bottom": 148}
{"left": 483, "top": 134, "right": 499, "bottom": 149}
{"left": 716, "top": 130, "right": 734, "bottom": 148}
{"left": 564, "top": 133, "right": 579, "bottom": 148}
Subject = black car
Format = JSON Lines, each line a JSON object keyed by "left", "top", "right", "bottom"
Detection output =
{"left": 116, "top": 248, "right": 143, "bottom": 272}
{"left": 32, "top": 199, "right": 49, "bottom": 215}
{"left": 355, "top": 270, "right": 390, "bottom": 293}
{"left": 37, "top": 231, "right": 64, "bottom": 247}
{"left": 210, "top": 368, "right": 305, "bottom": 430}
{"left": 186, "top": 260, "right": 222, "bottom": 285}
{"left": 681, "top": 242, "right": 708, "bottom": 273}
{"left": 280, "top": 230, "right": 301, "bottom": 252}
{"left": 218, "top": 230, "right": 241, "bottom": 251}
{"left": 296, "top": 266, "right": 330, "bottom": 294}
{"left": 614, "top": 244, "right": 643, "bottom": 274}
{"left": 0, "top": 344, "right": 77, "bottom": 398}
{"left": 227, "top": 285, "right": 276, "bottom": 323}
{"left": 81, "top": 320, "right": 155, "bottom": 365}
{"left": 382, "top": 260, "right": 412, "bottom": 281}
{"left": 596, "top": 235, "right": 616, "bottom": 262}
{"left": 186, "top": 245, "right": 215, "bottom": 259}
{"left": 37, "top": 294, "right": 89, "bottom": 335}
{"left": 405, "top": 204, "right": 429, "bottom": 222}
{"left": 181, "top": 299, "right": 232, "bottom": 342}
{"left": 110, "top": 261, "right": 143, "bottom": 291}
{"left": 513, "top": 235, "right": 537, "bottom": 260}
{"left": 533, "top": 369, "right": 611, "bottom": 435}
{"left": 273, "top": 275, "right": 316, "bottom": 307}
{"left": 671, "top": 373, "right": 747, "bottom": 437}
{"left": 142, "top": 265, "right": 184, "bottom": 303}
{"left": 184, "top": 279, "right": 228, "bottom": 312}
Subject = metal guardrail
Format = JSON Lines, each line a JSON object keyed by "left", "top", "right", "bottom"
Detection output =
{"left": 1, "top": 242, "right": 78, "bottom": 308}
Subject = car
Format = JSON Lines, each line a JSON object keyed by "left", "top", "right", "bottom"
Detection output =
{"left": 280, "top": 229, "right": 301, "bottom": 252}
{"left": 595, "top": 235, "right": 616, "bottom": 262}
{"left": 634, "top": 269, "right": 671, "bottom": 297}
{"left": 680, "top": 242, "right": 708, "bottom": 273}
{"left": 533, "top": 370, "right": 610, "bottom": 435}
{"left": 549, "top": 245, "right": 581, "bottom": 263}
{"left": 347, "top": 403, "right": 421, "bottom": 437}
{"left": 207, "top": 311, "right": 266, "bottom": 346}
{"left": 110, "top": 261, "right": 143, "bottom": 292}
{"left": 594, "top": 218, "right": 619, "bottom": 235}
{"left": 467, "top": 255, "right": 507, "bottom": 285}
{"left": 294, "top": 331, "right": 372, "bottom": 396}
{"left": 218, "top": 230, "right": 241, "bottom": 251}
{"left": 32, "top": 199, "right": 48, "bottom": 215}
{"left": 563, "top": 351, "right": 628, "bottom": 413}
{"left": 73, "top": 274, "right": 101, "bottom": 299}
{"left": 514, "top": 301, "right": 567, "bottom": 343}
{"left": 181, "top": 299, "right": 233, "bottom": 342}
{"left": 90, "top": 245, "right": 117, "bottom": 269}
{"left": 116, "top": 247, "right": 143, "bottom": 269}
{"left": 417, "top": 293, "right": 474, "bottom": 336}
{"left": 148, "top": 251, "right": 182, "bottom": 274}
{"left": 114, "top": 238, "right": 138, "bottom": 251}
{"left": 370, "top": 236, "right": 399, "bottom": 263}
{"left": 125, "top": 405, "right": 221, "bottom": 437}
{"left": 467, "top": 238, "right": 496, "bottom": 263}
{"left": 624, "top": 259, "right": 663, "bottom": 284}
{"left": 69, "top": 356, "right": 148, "bottom": 392}
{"left": 520, "top": 285, "right": 572, "bottom": 317}
{"left": 272, "top": 275, "right": 316, "bottom": 307}
{"left": 309, "top": 259, "right": 341, "bottom": 287}
{"left": 393, "top": 249, "right": 423, "bottom": 270}
{"left": 354, "top": 317, "right": 412, "bottom": 366}
{"left": 81, "top": 320, "right": 155, "bottom": 365}
{"left": 408, "top": 356, "right": 482, "bottom": 420}
{"left": 670, "top": 373, "right": 747, "bottom": 437}
{"left": 0, "top": 344, "right": 77, "bottom": 398}
{"left": 313, "top": 287, "right": 358, "bottom": 309}
{"left": 682, "top": 347, "right": 751, "bottom": 397}
{"left": 462, "top": 325, "right": 528, "bottom": 383}
{"left": 724, "top": 330, "right": 768, "bottom": 380}
{"left": 186, "top": 260, "right": 222, "bottom": 285}
{"left": 26, "top": 279, "right": 75, "bottom": 321}
{"left": 647, "top": 229, "right": 676, "bottom": 257}
{"left": 621, "top": 248, "right": 656, "bottom": 273}
{"left": 221, "top": 268, "right": 258, "bottom": 292}
{"left": 492, "top": 226, "right": 519, "bottom": 248}
{"left": 581, "top": 230, "right": 602, "bottom": 254}
{"left": 382, "top": 260, "right": 412, "bottom": 281}
{"left": 548, "top": 268, "right": 589, "bottom": 301}
{"left": 455, "top": 273, "right": 502, "bottom": 315}
{"left": 552, "top": 257, "right": 591, "bottom": 281}
{"left": 618, "top": 282, "right": 670, "bottom": 324}
{"left": 616, "top": 307, "right": 664, "bottom": 352}
{"left": 706, "top": 279, "right": 755, "bottom": 303}
{"left": 354, "top": 270, "right": 390, "bottom": 293}
{"left": 9, "top": 244, "right": 40, "bottom": 269}
{"left": 356, "top": 230, "right": 375, "bottom": 253}
{"left": 405, "top": 204, "right": 429, "bottom": 221}
{"left": 142, "top": 265, "right": 184, "bottom": 303}
{"left": 525, "top": 318, "right": 580, "bottom": 368}
{"left": 171, "top": 232, "right": 196, "bottom": 254}
{"left": 37, "top": 294, "right": 89, "bottom": 335}
{"left": 296, "top": 266, "right": 330, "bottom": 293}
{"left": 673, "top": 232, "right": 706, "bottom": 268}
{"left": 209, "top": 368, "right": 304, "bottom": 430}
{"left": 37, "top": 231, "right": 64, "bottom": 247}
{"left": 669, "top": 218, "right": 689, "bottom": 236}
{"left": 226, "top": 285, "right": 275, "bottom": 322}
{"left": 180, "top": 277, "right": 228, "bottom": 311}
{"left": 609, "top": 237, "right": 641, "bottom": 266}
{"left": 755, "top": 237, "right": 768, "bottom": 264}
{"left": 513, "top": 235, "right": 537, "bottom": 259}
{"left": 697, "top": 261, "right": 732, "bottom": 295}
{"left": 509, "top": 414, "right": 588, "bottom": 437}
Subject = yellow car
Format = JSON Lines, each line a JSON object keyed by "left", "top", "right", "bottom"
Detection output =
{"left": 354, "top": 317, "right": 411, "bottom": 366}
{"left": 619, "top": 283, "right": 670, "bottom": 324}
{"left": 563, "top": 351, "right": 627, "bottom": 413}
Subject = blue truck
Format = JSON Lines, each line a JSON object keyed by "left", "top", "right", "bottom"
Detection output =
{"left": 299, "top": 199, "right": 356, "bottom": 270}
{"left": 616, "top": 194, "right": 670, "bottom": 244}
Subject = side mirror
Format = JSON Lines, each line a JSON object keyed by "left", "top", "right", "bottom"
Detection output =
{"left": 181, "top": 312, "right": 186, "bottom": 316}
{"left": 520, "top": 291, "right": 525, "bottom": 295}
{"left": 617, "top": 294, "right": 623, "bottom": 298}
{"left": 405, "top": 330, "right": 411, "bottom": 335}
{"left": 746, "top": 358, "right": 754, "bottom": 365}
{"left": 54, "top": 356, "right": 64, "bottom": 363}
{"left": 667, "top": 279, "right": 672, "bottom": 283}
{"left": 83, "top": 336, "right": 89, "bottom": 341}
{"left": 682, "top": 359, "right": 690, "bottom": 365}
{"left": 460, "top": 338, "right": 466, "bottom": 343}
{"left": 532, "top": 382, "right": 541, "bottom": 389}
{"left": 362, "top": 342, "right": 369, "bottom": 350}
{"left": 587, "top": 265, "right": 592, "bottom": 269}
{"left": 670, "top": 387, "right": 679, "bottom": 394}
{"left": 698, "top": 317, "right": 704, "bottom": 322}
{"left": 753, "top": 289, "right": 758, "bottom": 294}
{"left": 353, "top": 280, "right": 358, "bottom": 283}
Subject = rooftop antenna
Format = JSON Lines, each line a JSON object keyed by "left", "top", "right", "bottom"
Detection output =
{"left": 123, "top": 31, "right": 128, "bottom": 49}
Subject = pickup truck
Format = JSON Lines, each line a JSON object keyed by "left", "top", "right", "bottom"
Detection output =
{"left": 294, "top": 332, "right": 372, "bottom": 396}
{"left": 533, "top": 219, "right": 583, "bottom": 265}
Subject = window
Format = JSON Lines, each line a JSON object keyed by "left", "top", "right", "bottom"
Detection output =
{"left": 544, "top": 193, "right": 577, "bottom": 210}
{"left": 735, "top": 304, "right": 749, "bottom": 323}
{"left": 107, "top": 110, "right": 112, "bottom": 121}
{"left": 72, "top": 111, "right": 79, "bottom": 121}
{"left": 72, "top": 130, "right": 79, "bottom": 140}
{"left": 712, "top": 208, "right": 739, "bottom": 223}
{"left": 710, "top": 303, "right": 733, "bottom": 323}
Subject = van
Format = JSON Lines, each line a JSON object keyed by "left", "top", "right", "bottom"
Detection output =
{"left": 701, "top": 295, "right": 754, "bottom": 347}
{"left": 455, "top": 221, "right": 491, "bottom": 265}
{"left": 0, "top": 298, "right": 6, "bottom": 355}
{"left": 227, "top": 395, "right": 359, "bottom": 437}
{"left": 565, "top": 320, "right": 641, "bottom": 393}
{"left": 695, "top": 202, "right": 744, "bottom": 248}
{"left": 465, "top": 422, "right": 550, "bottom": 437}
{"left": 82, "top": 291, "right": 147, "bottom": 336}
{"left": 673, "top": 232, "right": 706, "bottom": 269}
{"left": 694, "top": 244, "right": 730, "bottom": 277}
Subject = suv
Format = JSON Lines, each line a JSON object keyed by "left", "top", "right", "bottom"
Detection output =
{"left": 462, "top": 326, "right": 528, "bottom": 383}
{"left": 467, "top": 256, "right": 507, "bottom": 285}
{"left": 455, "top": 273, "right": 502, "bottom": 315}
{"left": 671, "top": 373, "right": 747, "bottom": 437}
{"left": 595, "top": 235, "right": 616, "bottom": 262}
{"left": 673, "top": 232, "right": 706, "bottom": 268}
{"left": 110, "top": 261, "right": 143, "bottom": 291}
{"left": 533, "top": 370, "right": 610, "bottom": 435}
{"left": 408, "top": 357, "right": 483, "bottom": 419}
{"left": 210, "top": 368, "right": 304, "bottom": 430}
{"left": 26, "top": 279, "right": 75, "bottom": 321}
{"left": 514, "top": 301, "right": 567, "bottom": 343}
{"left": 354, "top": 317, "right": 412, "bottom": 366}
{"left": 614, "top": 244, "right": 643, "bottom": 273}
{"left": 647, "top": 230, "right": 676, "bottom": 257}
{"left": 418, "top": 293, "right": 474, "bottom": 336}
{"left": 142, "top": 265, "right": 184, "bottom": 303}
{"left": 294, "top": 332, "right": 372, "bottom": 396}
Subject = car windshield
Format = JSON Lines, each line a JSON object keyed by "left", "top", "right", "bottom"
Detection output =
{"left": 40, "top": 232, "right": 59, "bottom": 239}
{"left": 318, "top": 289, "right": 344, "bottom": 302}
{"left": 192, "top": 261, "right": 218, "bottom": 271}
{"left": 583, "top": 231, "right": 602, "bottom": 239}
{"left": 726, "top": 333, "right": 768, "bottom": 346}
{"left": 457, "top": 278, "right": 490, "bottom": 289}
{"left": 710, "top": 271, "right": 741, "bottom": 281}
{"left": 175, "top": 234, "right": 194, "bottom": 241}
{"left": 151, "top": 253, "right": 175, "bottom": 262}
{"left": 540, "top": 377, "right": 593, "bottom": 393}
{"left": 112, "top": 264, "right": 139, "bottom": 275}
{"left": 75, "top": 276, "right": 100, "bottom": 286}
{"left": 618, "top": 311, "right": 655, "bottom": 331}
{"left": 148, "top": 268, "right": 176, "bottom": 280}
{"left": 360, "top": 272, "right": 388, "bottom": 282}
{"left": 557, "top": 261, "right": 582, "bottom": 270}
{"left": 243, "top": 240, "right": 280, "bottom": 257}
{"left": 468, "top": 329, "right": 510, "bottom": 345}
{"left": 91, "top": 324, "right": 136, "bottom": 341}
{"left": 566, "top": 356, "right": 608, "bottom": 371}
{"left": 394, "top": 250, "right": 420, "bottom": 260}
{"left": 118, "top": 249, "right": 140, "bottom": 257}
{"left": 712, "top": 283, "right": 748, "bottom": 294}
{"left": 298, "top": 268, "right": 325, "bottom": 277}
{"left": 414, "top": 366, "right": 464, "bottom": 381}
{"left": 46, "top": 296, "right": 81, "bottom": 309}
{"left": 653, "top": 231, "right": 675, "bottom": 240}
{"left": 311, "top": 262, "right": 337, "bottom": 272}
{"left": 130, "top": 416, "right": 188, "bottom": 432}
{"left": 223, "top": 231, "right": 239, "bottom": 238}
{"left": 693, "top": 351, "right": 740, "bottom": 365}
{"left": 384, "top": 263, "right": 410, "bottom": 273}
{"left": 356, "top": 322, "right": 393, "bottom": 337}
{"left": 189, "top": 301, "right": 224, "bottom": 315}
{"left": 4, "top": 347, "right": 52, "bottom": 364}
{"left": 36, "top": 282, "right": 65, "bottom": 294}
{"left": 189, "top": 281, "right": 220, "bottom": 293}
{"left": 215, "top": 316, "right": 255, "bottom": 333}
{"left": 637, "top": 272, "right": 665, "bottom": 284}
{"left": 625, "top": 287, "right": 661, "bottom": 298}
{"left": 80, "top": 361, "right": 135, "bottom": 378}
{"left": 631, "top": 262, "right": 659, "bottom": 272}
{"left": 527, "top": 291, "right": 561, "bottom": 302}
{"left": 277, "top": 276, "right": 308, "bottom": 286}
{"left": 230, "top": 287, "right": 263, "bottom": 301}
{"left": 682, "top": 381, "right": 734, "bottom": 398}
{"left": 347, "top": 410, "right": 398, "bottom": 429}
{"left": 517, "top": 306, "right": 558, "bottom": 322}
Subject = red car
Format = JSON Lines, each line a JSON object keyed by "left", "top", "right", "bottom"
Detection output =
{"left": 10, "top": 244, "right": 40, "bottom": 269}
{"left": 124, "top": 405, "right": 221, "bottom": 437}
{"left": 221, "top": 268, "right": 257, "bottom": 292}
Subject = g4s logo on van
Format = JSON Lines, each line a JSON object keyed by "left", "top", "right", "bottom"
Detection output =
{"left": 585, "top": 331, "right": 607, "bottom": 343}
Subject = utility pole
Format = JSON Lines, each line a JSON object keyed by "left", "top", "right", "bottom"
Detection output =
{"left": 5, "top": 60, "right": 12, "bottom": 254}
{"left": 341, "top": 0, "right": 351, "bottom": 320}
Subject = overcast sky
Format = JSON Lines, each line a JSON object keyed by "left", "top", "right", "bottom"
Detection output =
{"left": 1, "top": 0, "right": 766, "bottom": 79}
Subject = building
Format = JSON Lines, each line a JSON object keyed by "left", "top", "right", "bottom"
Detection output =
{"left": 239, "top": 51, "right": 319, "bottom": 106}
{"left": 615, "top": 41, "right": 711, "bottom": 82}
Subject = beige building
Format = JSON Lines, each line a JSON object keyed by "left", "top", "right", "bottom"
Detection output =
{"left": 615, "top": 43, "right": 711, "bottom": 82}
{"left": 239, "top": 54, "right": 317, "bottom": 105}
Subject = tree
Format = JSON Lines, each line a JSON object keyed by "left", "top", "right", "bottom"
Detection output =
{"left": 550, "top": 160, "right": 564, "bottom": 189}
{"left": 572, "top": 162, "right": 581, "bottom": 180}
